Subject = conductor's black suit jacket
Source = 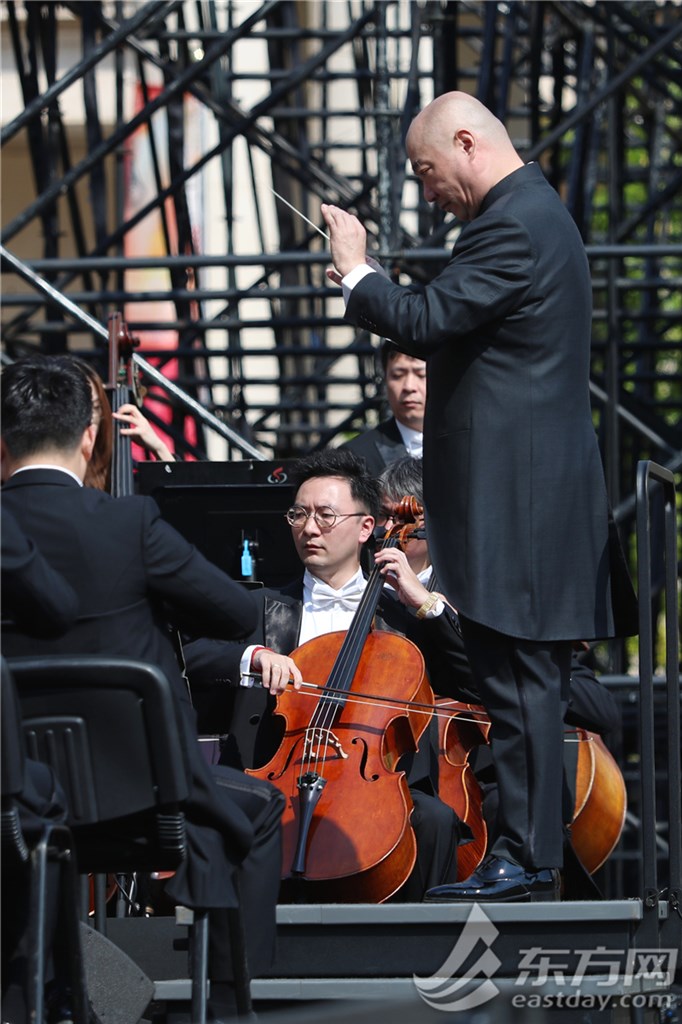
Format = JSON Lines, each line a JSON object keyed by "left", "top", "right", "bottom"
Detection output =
{"left": 1, "top": 468, "right": 262, "bottom": 911}
{"left": 346, "top": 163, "right": 637, "bottom": 642}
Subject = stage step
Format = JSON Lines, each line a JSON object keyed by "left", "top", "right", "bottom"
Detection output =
{"left": 102, "top": 898, "right": 678, "bottom": 1008}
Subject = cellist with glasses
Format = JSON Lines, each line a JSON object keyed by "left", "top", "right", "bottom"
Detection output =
{"left": 184, "top": 449, "right": 472, "bottom": 902}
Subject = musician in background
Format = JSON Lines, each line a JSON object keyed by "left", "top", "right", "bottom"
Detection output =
{"left": 70, "top": 358, "right": 173, "bottom": 492}
{"left": 184, "top": 448, "right": 470, "bottom": 900}
{"left": 1, "top": 354, "right": 284, "bottom": 1021}
{"left": 338, "top": 342, "right": 425, "bottom": 474}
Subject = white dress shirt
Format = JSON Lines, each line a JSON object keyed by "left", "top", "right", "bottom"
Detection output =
{"left": 298, "top": 568, "right": 367, "bottom": 645}
{"left": 239, "top": 568, "right": 367, "bottom": 682}
{"left": 394, "top": 420, "right": 423, "bottom": 458}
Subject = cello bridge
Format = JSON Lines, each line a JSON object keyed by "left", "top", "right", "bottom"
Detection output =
{"left": 303, "top": 728, "right": 348, "bottom": 761}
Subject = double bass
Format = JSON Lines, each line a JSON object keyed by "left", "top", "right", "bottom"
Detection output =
{"left": 107, "top": 311, "right": 139, "bottom": 498}
{"left": 247, "top": 498, "right": 434, "bottom": 903}
{"left": 88, "top": 313, "right": 140, "bottom": 919}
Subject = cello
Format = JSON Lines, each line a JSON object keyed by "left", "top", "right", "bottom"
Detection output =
{"left": 247, "top": 498, "right": 434, "bottom": 903}
{"left": 435, "top": 701, "right": 627, "bottom": 878}
{"left": 569, "top": 727, "right": 627, "bottom": 873}
{"left": 434, "top": 698, "right": 490, "bottom": 880}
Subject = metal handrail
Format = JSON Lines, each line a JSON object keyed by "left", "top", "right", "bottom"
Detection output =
{"left": 635, "top": 460, "right": 681, "bottom": 948}
{"left": 0, "top": 244, "right": 265, "bottom": 461}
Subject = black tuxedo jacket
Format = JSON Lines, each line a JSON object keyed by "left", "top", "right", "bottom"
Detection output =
{"left": 338, "top": 417, "right": 410, "bottom": 475}
{"left": 347, "top": 163, "right": 637, "bottom": 642}
{"left": 1, "top": 468, "right": 261, "bottom": 910}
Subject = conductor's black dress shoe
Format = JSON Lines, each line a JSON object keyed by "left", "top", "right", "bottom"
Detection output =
{"left": 424, "top": 855, "right": 561, "bottom": 903}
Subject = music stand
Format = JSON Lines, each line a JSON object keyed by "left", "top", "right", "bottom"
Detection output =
{"left": 136, "top": 460, "right": 299, "bottom": 588}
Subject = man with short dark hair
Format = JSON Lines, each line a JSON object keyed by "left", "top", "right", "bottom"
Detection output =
{"left": 1, "top": 354, "right": 285, "bottom": 1020}
{"left": 339, "top": 342, "right": 426, "bottom": 474}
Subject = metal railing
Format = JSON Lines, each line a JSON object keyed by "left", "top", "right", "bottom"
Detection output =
{"left": 0, "top": 244, "right": 265, "bottom": 462}
{"left": 635, "top": 460, "right": 681, "bottom": 949}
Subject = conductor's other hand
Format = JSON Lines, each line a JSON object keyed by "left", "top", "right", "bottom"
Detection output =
{"left": 252, "top": 648, "right": 303, "bottom": 695}
{"left": 321, "top": 204, "right": 367, "bottom": 281}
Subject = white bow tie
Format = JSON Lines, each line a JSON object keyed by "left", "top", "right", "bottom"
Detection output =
{"left": 305, "top": 574, "right": 366, "bottom": 613}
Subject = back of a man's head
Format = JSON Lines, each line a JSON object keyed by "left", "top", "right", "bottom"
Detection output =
{"left": 1, "top": 355, "right": 93, "bottom": 461}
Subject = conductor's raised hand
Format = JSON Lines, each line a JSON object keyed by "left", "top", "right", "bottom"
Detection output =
{"left": 321, "top": 204, "right": 367, "bottom": 283}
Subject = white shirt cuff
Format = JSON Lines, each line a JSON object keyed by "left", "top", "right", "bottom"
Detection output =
{"left": 424, "top": 598, "right": 445, "bottom": 619}
{"left": 239, "top": 644, "right": 261, "bottom": 687}
{"left": 341, "top": 263, "right": 376, "bottom": 305}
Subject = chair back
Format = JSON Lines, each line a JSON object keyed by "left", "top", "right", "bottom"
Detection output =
{"left": 1, "top": 657, "right": 30, "bottom": 862}
{"left": 7, "top": 656, "right": 191, "bottom": 872}
{"left": 2, "top": 656, "right": 26, "bottom": 799}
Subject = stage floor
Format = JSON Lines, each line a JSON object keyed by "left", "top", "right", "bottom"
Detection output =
{"left": 101, "top": 897, "right": 679, "bottom": 1012}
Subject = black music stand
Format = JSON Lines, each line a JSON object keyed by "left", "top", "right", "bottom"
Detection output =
{"left": 136, "top": 460, "right": 299, "bottom": 588}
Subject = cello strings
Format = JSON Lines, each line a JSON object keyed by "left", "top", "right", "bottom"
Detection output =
{"left": 297, "top": 550, "right": 395, "bottom": 780}
{"left": 291, "top": 524, "right": 424, "bottom": 781}
{"left": 299, "top": 667, "right": 349, "bottom": 781}
{"left": 251, "top": 678, "right": 597, "bottom": 740}
{"left": 244, "top": 672, "right": 489, "bottom": 724}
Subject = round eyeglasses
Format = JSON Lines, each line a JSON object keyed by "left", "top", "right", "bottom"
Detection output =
{"left": 285, "top": 506, "right": 366, "bottom": 530}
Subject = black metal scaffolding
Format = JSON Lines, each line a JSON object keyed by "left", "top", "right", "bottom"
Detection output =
{"left": 1, "top": 0, "right": 681, "bottom": 906}
{"left": 1, "top": 0, "right": 680, "bottom": 469}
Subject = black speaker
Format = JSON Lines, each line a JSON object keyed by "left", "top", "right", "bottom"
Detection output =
{"left": 80, "top": 923, "right": 155, "bottom": 1024}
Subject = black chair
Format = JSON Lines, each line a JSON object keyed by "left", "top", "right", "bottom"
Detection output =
{"left": 6, "top": 655, "right": 229, "bottom": 1024}
{"left": 1, "top": 657, "right": 88, "bottom": 1024}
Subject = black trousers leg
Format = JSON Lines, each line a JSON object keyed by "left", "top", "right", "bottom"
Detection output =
{"left": 393, "top": 790, "right": 460, "bottom": 901}
{"left": 458, "top": 616, "right": 571, "bottom": 870}
{"left": 208, "top": 769, "right": 285, "bottom": 982}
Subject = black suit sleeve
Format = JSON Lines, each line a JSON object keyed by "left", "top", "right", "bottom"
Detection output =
{"left": 565, "top": 654, "right": 620, "bottom": 736}
{"left": 418, "top": 607, "right": 481, "bottom": 704}
{"left": 1, "top": 508, "right": 79, "bottom": 637}
{"left": 346, "top": 217, "right": 535, "bottom": 354}
{"left": 182, "top": 637, "right": 248, "bottom": 689}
